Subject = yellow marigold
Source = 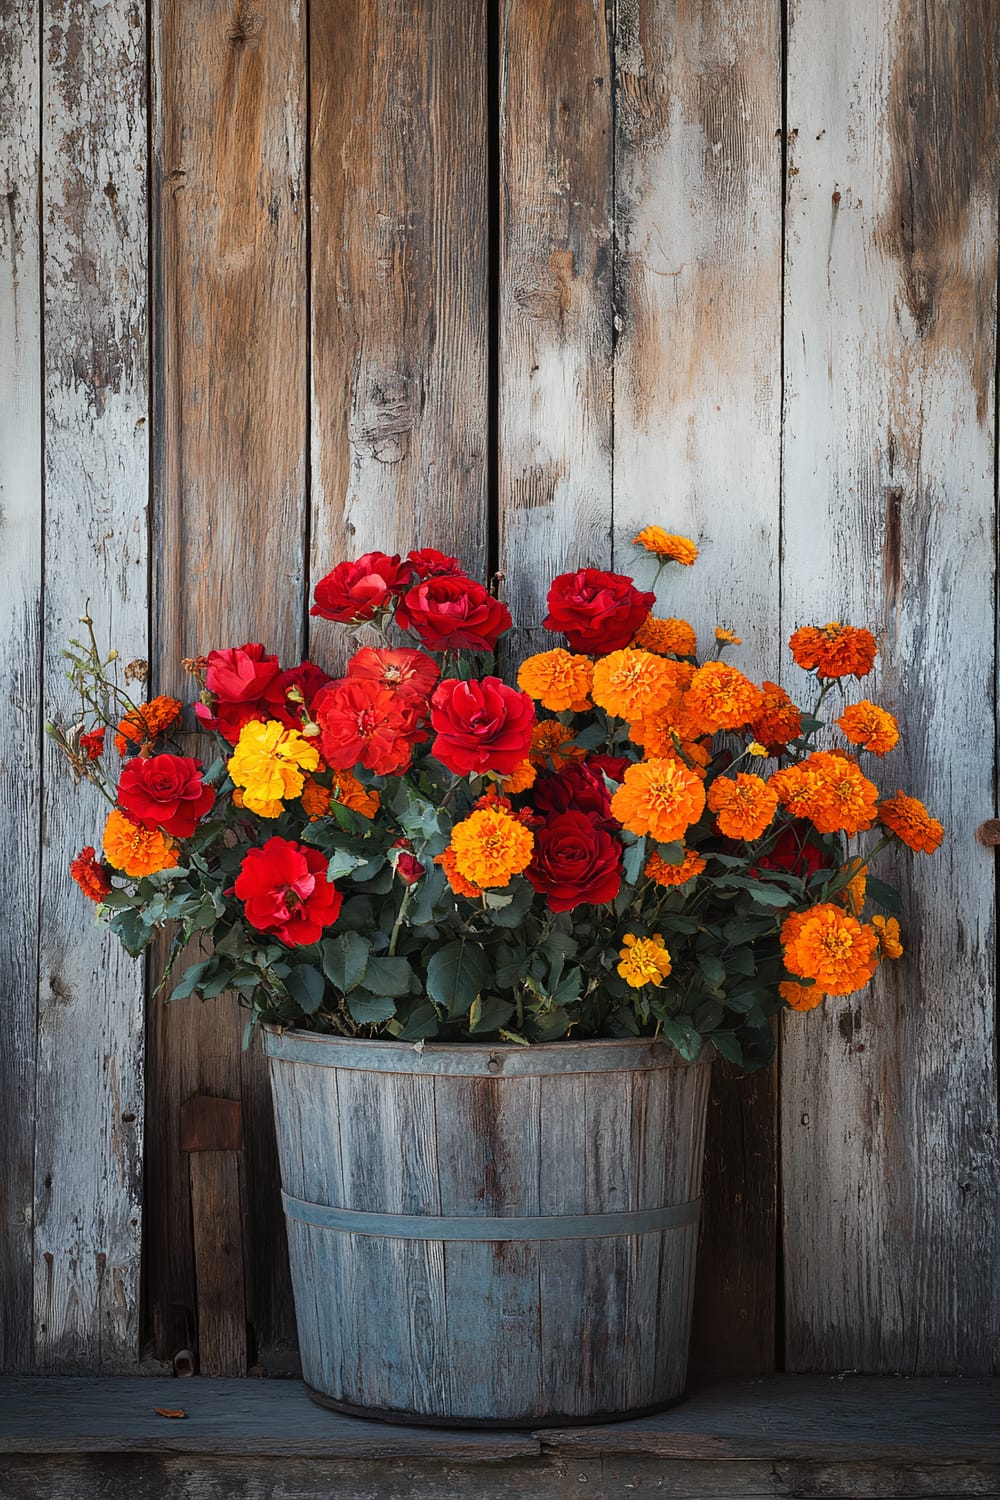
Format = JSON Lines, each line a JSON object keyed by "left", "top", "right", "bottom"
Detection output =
{"left": 781, "top": 903, "right": 879, "bottom": 996}
{"left": 103, "top": 808, "right": 180, "bottom": 877}
{"left": 872, "top": 914, "right": 903, "bottom": 959}
{"left": 878, "top": 791, "right": 944, "bottom": 854}
{"left": 747, "top": 741, "right": 768, "bottom": 758}
{"left": 771, "top": 751, "right": 878, "bottom": 836}
{"left": 517, "top": 649, "right": 593, "bottom": 712}
{"left": 632, "top": 615, "right": 697, "bottom": 658}
{"left": 528, "top": 720, "right": 586, "bottom": 769}
{"left": 434, "top": 845, "right": 483, "bottom": 899}
{"left": 779, "top": 979, "right": 826, "bottom": 1011}
{"left": 837, "top": 700, "right": 899, "bottom": 756}
{"left": 449, "top": 807, "right": 535, "bottom": 889}
{"left": 228, "top": 719, "right": 320, "bottom": 819}
{"left": 633, "top": 527, "right": 699, "bottom": 565}
{"left": 300, "top": 776, "right": 331, "bottom": 821}
{"left": 750, "top": 682, "right": 802, "bottom": 754}
{"left": 684, "top": 661, "right": 763, "bottom": 734}
{"left": 617, "top": 933, "right": 673, "bottom": 988}
{"left": 706, "top": 773, "right": 779, "bottom": 841}
{"left": 591, "top": 649, "right": 676, "bottom": 722}
{"left": 789, "top": 622, "right": 877, "bottom": 679}
{"left": 499, "top": 758, "right": 537, "bottom": 794}
{"left": 331, "top": 768, "right": 380, "bottom": 819}
{"left": 611, "top": 757, "right": 707, "bottom": 843}
{"left": 715, "top": 627, "right": 742, "bottom": 646}
{"left": 836, "top": 858, "right": 867, "bottom": 917}
{"left": 114, "top": 695, "right": 182, "bottom": 756}
{"left": 645, "top": 847, "right": 706, "bottom": 887}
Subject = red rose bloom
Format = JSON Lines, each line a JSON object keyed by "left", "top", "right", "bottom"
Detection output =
{"left": 430, "top": 677, "right": 535, "bottom": 776}
{"left": 526, "top": 811, "right": 623, "bottom": 912}
{"left": 316, "top": 677, "right": 424, "bottom": 776}
{"left": 117, "top": 753, "right": 216, "bottom": 838}
{"left": 588, "top": 754, "right": 629, "bottom": 785}
{"left": 234, "top": 837, "right": 342, "bottom": 946}
{"left": 392, "top": 839, "right": 425, "bottom": 885}
{"left": 310, "top": 552, "right": 413, "bottom": 623}
{"left": 345, "top": 646, "right": 440, "bottom": 708}
{"left": 406, "top": 548, "right": 464, "bottom": 579}
{"left": 543, "top": 569, "right": 656, "bottom": 654}
{"left": 754, "top": 821, "right": 833, "bottom": 879}
{"left": 273, "top": 661, "right": 333, "bottom": 727}
{"left": 533, "top": 760, "right": 614, "bottom": 823}
{"left": 195, "top": 643, "right": 284, "bottom": 743}
{"left": 395, "top": 576, "right": 511, "bottom": 652}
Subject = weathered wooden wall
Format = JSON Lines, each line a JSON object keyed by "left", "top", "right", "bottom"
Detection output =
{"left": 0, "top": 0, "right": 997, "bottom": 1379}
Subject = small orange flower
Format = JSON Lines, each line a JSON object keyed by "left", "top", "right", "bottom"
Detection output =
{"left": 617, "top": 932, "right": 673, "bottom": 987}
{"left": 591, "top": 649, "right": 676, "bottom": 722}
{"left": 300, "top": 777, "right": 332, "bottom": 820}
{"left": 750, "top": 682, "right": 802, "bottom": 755}
{"left": 331, "top": 768, "right": 380, "bottom": 819}
{"left": 770, "top": 750, "right": 878, "bottom": 836}
{"left": 836, "top": 859, "right": 867, "bottom": 917}
{"left": 632, "top": 615, "right": 697, "bottom": 658}
{"left": 114, "top": 695, "right": 182, "bottom": 756}
{"left": 528, "top": 720, "right": 586, "bottom": 769}
{"left": 517, "top": 649, "right": 593, "bottom": 712}
{"left": 644, "top": 847, "right": 706, "bottom": 887}
{"left": 707, "top": 773, "right": 779, "bottom": 841}
{"left": 837, "top": 701, "right": 899, "bottom": 756}
{"left": 789, "top": 622, "right": 877, "bottom": 679}
{"left": 714, "top": 627, "right": 742, "bottom": 647}
{"left": 633, "top": 527, "right": 699, "bottom": 565}
{"left": 449, "top": 806, "right": 535, "bottom": 889}
{"left": 779, "top": 979, "right": 826, "bottom": 1011}
{"left": 80, "top": 728, "right": 106, "bottom": 760}
{"left": 781, "top": 903, "right": 879, "bottom": 996}
{"left": 70, "top": 846, "right": 112, "bottom": 902}
{"left": 872, "top": 914, "right": 904, "bottom": 959}
{"left": 498, "top": 758, "right": 537, "bottom": 795}
{"left": 104, "top": 808, "right": 180, "bottom": 877}
{"left": 684, "top": 661, "right": 763, "bottom": 734}
{"left": 878, "top": 791, "right": 944, "bottom": 853}
{"left": 434, "top": 846, "right": 483, "bottom": 899}
{"left": 611, "top": 758, "right": 707, "bottom": 843}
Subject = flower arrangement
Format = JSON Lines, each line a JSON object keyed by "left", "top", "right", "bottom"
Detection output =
{"left": 52, "top": 529, "right": 942, "bottom": 1067}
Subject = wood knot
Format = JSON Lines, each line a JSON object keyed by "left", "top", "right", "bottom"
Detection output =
{"left": 976, "top": 819, "right": 1000, "bottom": 847}
{"left": 228, "top": 5, "right": 264, "bottom": 43}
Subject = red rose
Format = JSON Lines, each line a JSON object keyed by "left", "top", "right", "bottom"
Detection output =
{"left": 345, "top": 646, "right": 440, "bottom": 708}
{"left": 234, "top": 836, "right": 342, "bottom": 946}
{"left": 117, "top": 753, "right": 215, "bottom": 838}
{"left": 406, "top": 548, "right": 465, "bottom": 579}
{"left": 392, "top": 840, "right": 425, "bottom": 885}
{"left": 273, "top": 661, "right": 333, "bottom": 727}
{"left": 753, "top": 822, "right": 833, "bottom": 879}
{"left": 430, "top": 677, "right": 535, "bottom": 776}
{"left": 543, "top": 569, "right": 655, "bottom": 654}
{"left": 395, "top": 576, "right": 511, "bottom": 652}
{"left": 525, "top": 811, "right": 623, "bottom": 912}
{"left": 316, "top": 677, "right": 424, "bottom": 776}
{"left": 588, "top": 754, "right": 629, "bottom": 785}
{"left": 195, "top": 644, "right": 284, "bottom": 743}
{"left": 310, "top": 552, "right": 413, "bottom": 623}
{"left": 533, "top": 760, "right": 615, "bottom": 823}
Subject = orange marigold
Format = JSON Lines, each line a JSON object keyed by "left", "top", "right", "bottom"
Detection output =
{"left": 770, "top": 750, "right": 878, "bottom": 835}
{"left": 781, "top": 902, "right": 879, "bottom": 996}
{"left": 517, "top": 649, "right": 593, "bottom": 712}
{"left": 644, "top": 847, "right": 706, "bottom": 887}
{"left": 750, "top": 681, "right": 802, "bottom": 755}
{"left": 835, "top": 859, "right": 867, "bottom": 917}
{"left": 837, "top": 700, "right": 899, "bottom": 756}
{"left": 498, "top": 758, "right": 537, "bottom": 795}
{"left": 632, "top": 527, "right": 699, "bottom": 565}
{"left": 714, "top": 627, "right": 742, "bottom": 646}
{"left": 779, "top": 979, "right": 826, "bottom": 1011}
{"left": 706, "top": 773, "right": 779, "bottom": 841}
{"left": 434, "top": 845, "right": 483, "bottom": 899}
{"left": 114, "top": 695, "right": 182, "bottom": 756}
{"left": 300, "top": 777, "right": 332, "bottom": 821}
{"left": 449, "top": 806, "right": 535, "bottom": 889}
{"left": 591, "top": 649, "right": 676, "bottom": 721}
{"left": 528, "top": 720, "right": 586, "bottom": 769}
{"left": 872, "top": 914, "right": 903, "bottom": 958}
{"left": 611, "top": 757, "right": 707, "bottom": 843}
{"left": 789, "top": 622, "right": 877, "bottom": 680}
{"left": 103, "top": 808, "right": 180, "bottom": 877}
{"left": 617, "top": 933, "right": 673, "bottom": 988}
{"left": 878, "top": 791, "right": 944, "bottom": 854}
{"left": 632, "top": 615, "right": 697, "bottom": 658}
{"left": 70, "top": 846, "right": 112, "bottom": 902}
{"left": 684, "top": 661, "right": 763, "bottom": 734}
{"left": 331, "top": 768, "right": 380, "bottom": 819}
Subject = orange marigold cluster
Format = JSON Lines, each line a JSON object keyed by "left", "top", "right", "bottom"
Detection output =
{"left": 644, "top": 847, "right": 706, "bottom": 887}
{"left": 750, "top": 681, "right": 802, "bottom": 755}
{"left": 528, "top": 720, "right": 586, "bottom": 769}
{"left": 591, "top": 649, "right": 676, "bottom": 722}
{"left": 770, "top": 750, "right": 878, "bottom": 835}
{"left": 331, "top": 768, "right": 380, "bottom": 819}
{"left": 632, "top": 615, "right": 697, "bottom": 657}
{"left": 789, "top": 622, "right": 877, "bottom": 680}
{"left": 114, "top": 695, "right": 183, "bottom": 756}
{"left": 449, "top": 806, "right": 535, "bottom": 889}
{"left": 837, "top": 700, "right": 899, "bottom": 756}
{"left": 434, "top": 845, "right": 483, "bottom": 898}
{"left": 684, "top": 661, "right": 763, "bottom": 734}
{"left": 103, "top": 808, "right": 180, "bottom": 877}
{"left": 517, "top": 650, "right": 593, "bottom": 712}
{"left": 632, "top": 527, "right": 699, "bottom": 565}
{"left": 878, "top": 791, "right": 944, "bottom": 853}
{"left": 781, "top": 904, "right": 879, "bottom": 996}
{"left": 707, "top": 773, "right": 779, "bottom": 841}
{"left": 300, "top": 776, "right": 331, "bottom": 820}
{"left": 70, "top": 846, "right": 112, "bottom": 902}
{"left": 611, "top": 758, "right": 706, "bottom": 844}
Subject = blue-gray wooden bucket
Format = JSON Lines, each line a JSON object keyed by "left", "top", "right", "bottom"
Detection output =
{"left": 264, "top": 1028, "right": 712, "bottom": 1427}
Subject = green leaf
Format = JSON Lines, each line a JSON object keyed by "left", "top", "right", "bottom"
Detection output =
{"left": 698, "top": 952, "right": 726, "bottom": 991}
{"left": 320, "top": 931, "right": 370, "bottom": 993}
{"left": 552, "top": 966, "right": 584, "bottom": 1006}
{"left": 865, "top": 875, "right": 901, "bottom": 915}
{"left": 109, "top": 907, "right": 152, "bottom": 957}
{"left": 725, "top": 946, "right": 756, "bottom": 978}
{"left": 346, "top": 991, "right": 397, "bottom": 1024}
{"left": 659, "top": 1019, "right": 704, "bottom": 1062}
{"left": 711, "top": 1032, "right": 744, "bottom": 1067}
{"left": 284, "top": 963, "right": 326, "bottom": 1015}
{"left": 169, "top": 959, "right": 213, "bottom": 1002}
{"left": 426, "top": 941, "right": 491, "bottom": 1019}
{"left": 623, "top": 836, "right": 647, "bottom": 885}
{"left": 746, "top": 883, "right": 794, "bottom": 908}
{"left": 99, "top": 888, "right": 137, "bottom": 909}
{"left": 362, "top": 955, "right": 415, "bottom": 998}
{"left": 653, "top": 841, "right": 685, "bottom": 865}
{"left": 567, "top": 722, "right": 607, "bottom": 750}
{"left": 468, "top": 994, "right": 515, "bottom": 1034}
{"left": 398, "top": 1002, "right": 440, "bottom": 1040}
{"left": 325, "top": 849, "right": 371, "bottom": 881}
{"left": 484, "top": 879, "right": 536, "bottom": 928}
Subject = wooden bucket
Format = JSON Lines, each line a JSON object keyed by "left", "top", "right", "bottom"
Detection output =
{"left": 264, "top": 1029, "right": 711, "bottom": 1427}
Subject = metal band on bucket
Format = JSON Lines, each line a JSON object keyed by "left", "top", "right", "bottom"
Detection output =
{"left": 281, "top": 1191, "right": 701, "bottom": 1241}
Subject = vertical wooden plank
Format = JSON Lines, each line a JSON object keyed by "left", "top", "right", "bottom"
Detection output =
{"left": 308, "top": 0, "right": 489, "bottom": 596}
{"left": 150, "top": 0, "right": 308, "bottom": 1365}
{"left": 499, "top": 0, "right": 614, "bottom": 650}
{"left": 0, "top": 0, "right": 41, "bottom": 1373}
{"left": 782, "top": 0, "right": 1000, "bottom": 1371}
{"left": 611, "top": 0, "right": 783, "bottom": 1375}
{"left": 35, "top": 0, "right": 148, "bottom": 1370}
